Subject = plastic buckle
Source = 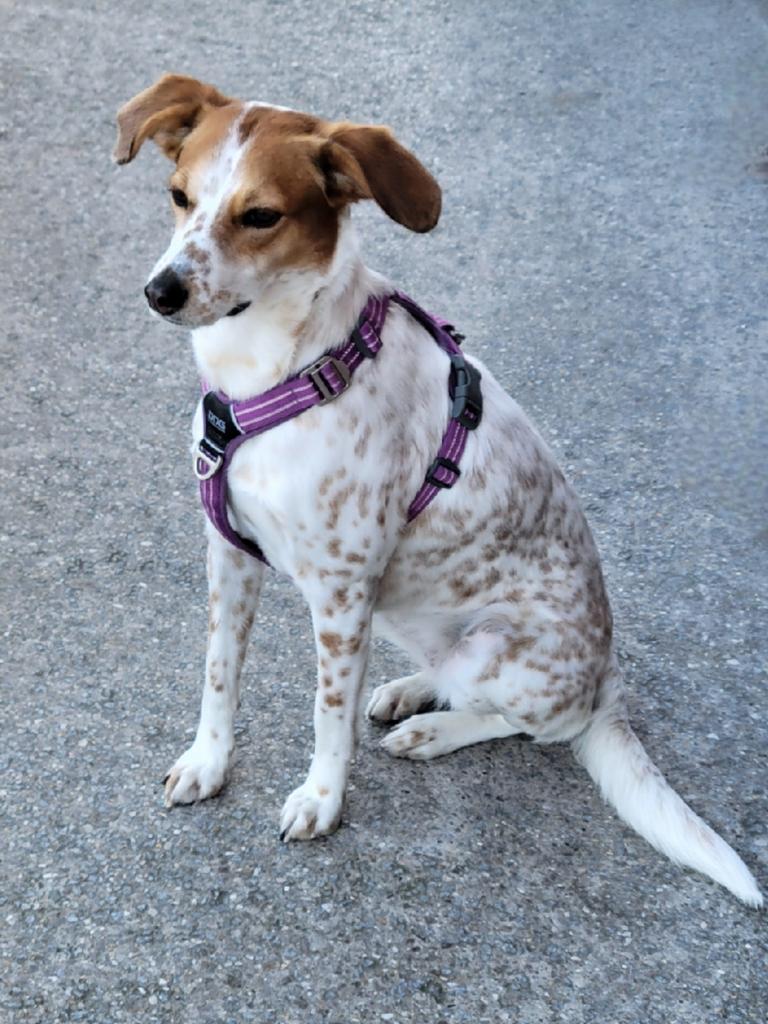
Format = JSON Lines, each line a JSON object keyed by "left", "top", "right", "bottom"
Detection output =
{"left": 426, "top": 455, "right": 461, "bottom": 489}
{"left": 351, "top": 326, "right": 376, "bottom": 359}
{"left": 449, "top": 353, "right": 483, "bottom": 430}
{"left": 193, "top": 438, "right": 224, "bottom": 480}
{"left": 306, "top": 356, "right": 352, "bottom": 405}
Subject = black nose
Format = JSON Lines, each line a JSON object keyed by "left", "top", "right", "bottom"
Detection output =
{"left": 144, "top": 268, "right": 189, "bottom": 316}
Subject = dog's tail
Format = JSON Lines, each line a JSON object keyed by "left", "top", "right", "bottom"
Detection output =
{"left": 571, "top": 668, "right": 762, "bottom": 906}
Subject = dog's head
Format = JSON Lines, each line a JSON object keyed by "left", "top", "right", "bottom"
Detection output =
{"left": 114, "top": 74, "right": 441, "bottom": 328}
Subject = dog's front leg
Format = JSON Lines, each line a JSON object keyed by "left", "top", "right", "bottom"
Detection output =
{"left": 279, "top": 586, "right": 374, "bottom": 841}
{"left": 164, "top": 524, "right": 265, "bottom": 807}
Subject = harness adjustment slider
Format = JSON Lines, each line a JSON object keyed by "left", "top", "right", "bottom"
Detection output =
{"left": 426, "top": 455, "right": 461, "bottom": 489}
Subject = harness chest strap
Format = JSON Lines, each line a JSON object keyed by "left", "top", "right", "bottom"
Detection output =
{"left": 195, "top": 291, "right": 482, "bottom": 564}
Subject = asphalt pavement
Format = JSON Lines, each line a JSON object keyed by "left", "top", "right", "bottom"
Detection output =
{"left": 1, "top": 1, "right": 767, "bottom": 1021}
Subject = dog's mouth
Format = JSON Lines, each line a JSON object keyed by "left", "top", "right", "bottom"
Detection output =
{"left": 226, "top": 302, "right": 251, "bottom": 317}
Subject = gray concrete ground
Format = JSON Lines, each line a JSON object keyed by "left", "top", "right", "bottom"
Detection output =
{"left": 1, "top": 1, "right": 767, "bottom": 1021}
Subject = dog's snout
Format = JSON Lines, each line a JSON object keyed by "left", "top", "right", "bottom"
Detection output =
{"left": 144, "top": 268, "right": 189, "bottom": 316}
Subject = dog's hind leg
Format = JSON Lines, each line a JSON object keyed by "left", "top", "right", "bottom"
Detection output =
{"left": 379, "top": 602, "right": 598, "bottom": 759}
{"left": 164, "top": 524, "right": 265, "bottom": 807}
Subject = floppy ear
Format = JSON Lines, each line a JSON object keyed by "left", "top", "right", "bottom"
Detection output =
{"left": 322, "top": 124, "right": 441, "bottom": 232}
{"left": 113, "top": 73, "right": 232, "bottom": 165}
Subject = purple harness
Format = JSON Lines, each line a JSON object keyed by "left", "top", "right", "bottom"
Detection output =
{"left": 194, "top": 292, "right": 482, "bottom": 564}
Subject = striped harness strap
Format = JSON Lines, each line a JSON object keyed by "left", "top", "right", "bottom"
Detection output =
{"left": 195, "top": 291, "right": 482, "bottom": 564}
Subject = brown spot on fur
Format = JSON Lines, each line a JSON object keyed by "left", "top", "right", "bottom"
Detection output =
{"left": 354, "top": 425, "right": 372, "bottom": 459}
{"left": 319, "top": 631, "right": 343, "bottom": 657}
{"left": 477, "top": 635, "right": 536, "bottom": 683}
{"left": 325, "top": 691, "right": 345, "bottom": 707}
{"left": 322, "top": 675, "right": 333, "bottom": 688}
{"left": 235, "top": 611, "right": 255, "bottom": 648}
{"left": 327, "top": 538, "right": 341, "bottom": 557}
{"left": 184, "top": 240, "right": 211, "bottom": 266}
{"left": 356, "top": 482, "right": 372, "bottom": 519}
{"left": 228, "top": 550, "right": 246, "bottom": 570}
{"left": 326, "top": 483, "right": 355, "bottom": 530}
{"left": 318, "top": 786, "right": 330, "bottom": 796}
{"left": 210, "top": 589, "right": 221, "bottom": 604}
{"left": 545, "top": 691, "right": 580, "bottom": 721}
{"left": 339, "top": 666, "right": 351, "bottom": 678}
{"left": 345, "top": 552, "right": 365, "bottom": 564}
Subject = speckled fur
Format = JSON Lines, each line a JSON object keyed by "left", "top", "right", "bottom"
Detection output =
{"left": 115, "top": 76, "right": 762, "bottom": 905}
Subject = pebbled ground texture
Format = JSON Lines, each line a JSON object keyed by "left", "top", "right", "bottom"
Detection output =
{"left": 1, "top": 1, "right": 766, "bottom": 1022}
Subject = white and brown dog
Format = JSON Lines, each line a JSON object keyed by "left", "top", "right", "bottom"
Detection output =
{"left": 114, "top": 74, "right": 761, "bottom": 905}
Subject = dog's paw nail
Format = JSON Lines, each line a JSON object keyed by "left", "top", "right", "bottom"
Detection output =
{"left": 279, "top": 828, "right": 288, "bottom": 842}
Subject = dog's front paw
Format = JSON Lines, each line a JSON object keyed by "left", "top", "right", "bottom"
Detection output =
{"left": 279, "top": 780, "right": 343, "bottom": 842}
{"left": 163, "top": 740, "right": 230, "bottom": 807}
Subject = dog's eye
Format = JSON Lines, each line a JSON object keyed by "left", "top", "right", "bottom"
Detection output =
{"left": 170, "top": 187, "right": 189, "bottom": 209}
{"left": 240, "top": 207, "right": 282, "bottom": 229}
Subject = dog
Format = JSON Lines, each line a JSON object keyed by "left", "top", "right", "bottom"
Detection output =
{"left": 114, "top": 74, "right": 761, "bottom": 905}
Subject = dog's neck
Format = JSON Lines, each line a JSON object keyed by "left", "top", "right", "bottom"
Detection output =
{"left": 191, "top": 218, "right": 389, "bottom": 399}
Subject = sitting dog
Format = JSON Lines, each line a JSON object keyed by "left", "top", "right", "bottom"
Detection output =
{"left": 114, "top": 74, "right": 761, "bottom": 905}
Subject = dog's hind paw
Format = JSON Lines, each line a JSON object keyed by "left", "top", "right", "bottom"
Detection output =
{"left": 279, "top": 780, "right": 343, "bottom": 842}
{"left": 163, "top": 741, "right": 229, "bottom": 808}
{"left": 366, "top": 672, "right": 438, "bottom": 723}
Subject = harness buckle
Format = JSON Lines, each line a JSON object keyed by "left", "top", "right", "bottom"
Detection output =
{"left": 194, "top": 438, "right": 224, "bottom": 480}
{"left": 306, "top": 356, "right": 352, "bottom": 405}
{"left": 449, "top": 353, "right": 483, "bottom": 430}
{"left": 426, "top": 455, "right": 461, "bottom": 489}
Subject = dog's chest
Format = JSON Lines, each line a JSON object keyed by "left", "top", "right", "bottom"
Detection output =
{"left": 192, "top": 397, "right": 401, "bottom": 578}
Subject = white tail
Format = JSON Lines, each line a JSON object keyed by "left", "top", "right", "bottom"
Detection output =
{"left": 571, "top": 671, "right": 763, "bottom": 907}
